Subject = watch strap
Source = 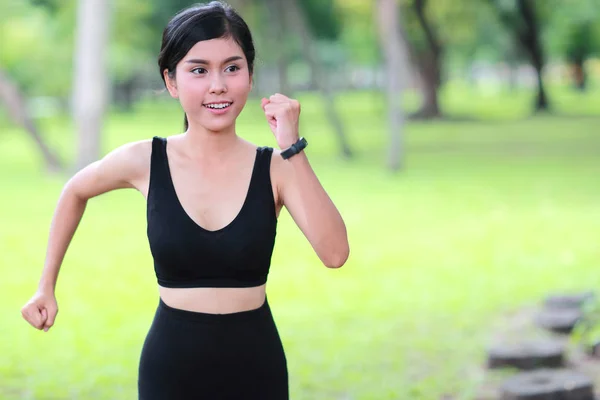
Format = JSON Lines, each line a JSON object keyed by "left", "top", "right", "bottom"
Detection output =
{"left": 281, "top": 137, "right": 307, "bottom": 160}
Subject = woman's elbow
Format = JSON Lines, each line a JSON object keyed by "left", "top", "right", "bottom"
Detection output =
{"left": 323, "top": 244, "right": 349, "bottom": 269}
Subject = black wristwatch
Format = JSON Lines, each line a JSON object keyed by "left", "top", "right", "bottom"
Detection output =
{"left": 280, "top": 137, "right": 308, "bottom": 160}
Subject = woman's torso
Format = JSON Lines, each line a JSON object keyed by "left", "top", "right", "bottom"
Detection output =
{"left": 134, "top": 134, "right": 282, "bottom": 314}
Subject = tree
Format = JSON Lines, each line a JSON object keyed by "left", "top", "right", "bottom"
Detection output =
{"left": 566, "top": 23, "right": 594, "bottom": 91}
{"left": 488, "top": 0, "right": 550, "bottom": 111}
{"left": 262, "top": 0, "right": 292, "bottom": 95}
{"left": 109, "top": 0, "right": 156, "bottom": 110}
{"left": 334, "top": 0, "right": 380, "bottom": 66}
{"left": 398, "top": 0, "right": 489, "bottom": 119}
{"left": 375, "top": 0, "right": 410, "bottom": 171}
{"left": 0, "top": 1, "right": 64, "bottom": 172}
{"left": 73, "top": 0, "right": 111, "bottom": 171}
{"left": 285, "top": 0, "right": 353, "bottom": 159}
{"left": 2, "top": 1, "right": 75, "bottom": 102}
{"left": 404, "top": 0, "right": 443, "bottom": 118}
{"left": 0, "top": 69, "right": 63, "bottom": 172}
{"left": 545, "top": 0, "right": 600, "bottom": 91}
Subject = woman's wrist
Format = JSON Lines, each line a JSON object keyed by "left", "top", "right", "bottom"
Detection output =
{"left": 38, "top": 278, "right": 56, "bottom": 294}
{"left": 278, "top": 138, "right": 299, "bottom": 150}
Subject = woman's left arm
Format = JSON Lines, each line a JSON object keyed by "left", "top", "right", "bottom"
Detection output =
{"left": 262, "top": 94, "right": 349, "bottom": 268}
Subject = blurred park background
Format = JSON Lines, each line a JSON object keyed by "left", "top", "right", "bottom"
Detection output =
{"left": 1, "top": 0, "right": 599, "bottom": 399}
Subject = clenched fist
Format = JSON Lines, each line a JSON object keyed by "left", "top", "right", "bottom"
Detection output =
{"left": 260, "top": 93, "right": 301, "bottom": 149}
{"left": 21, "top": 291, "right": 58, "bottom": 332}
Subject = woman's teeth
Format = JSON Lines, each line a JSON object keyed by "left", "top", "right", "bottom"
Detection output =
{"left": 204, "top": 103, "right": 231, "bottom": 109}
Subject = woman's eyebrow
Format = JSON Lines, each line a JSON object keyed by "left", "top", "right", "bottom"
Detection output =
{"left": 185, "top": 56, "right": 243, "bottom": 65}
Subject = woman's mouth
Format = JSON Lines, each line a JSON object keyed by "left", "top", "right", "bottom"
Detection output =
{"left": 203, "top": 102, "right": 233, "bottom": 114}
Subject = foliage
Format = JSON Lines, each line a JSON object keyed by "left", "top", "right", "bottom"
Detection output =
{"left": 543, "top": 0, "right": 600, "bottom": 61}
{"left": 571, "top": 295, "right": 600, "bottom": 352}
{"left": 1, "top": 0, "right": 600, "bottom": 101}
{"left": 2, "top": 88, "right": 600, "bottom": 399}
{"left": 109, "top": 0, "right": 157, "bottom": 83}
{"left": 297, "top": 0, "right": 342, "bottom": 40}
{"left": 0, "top": 1, "right": 75, "bottom": 97}
{"left": 2, "top": 0, "right": 159, "bottom": 98}
{"left": 334, "top": 0, "right": 380, "bottom": 64}
{"left": 28, "top": 0, "right": 59, "bottom": 13}
{"left": 146, "top": 0, "right": 195, "bottom": 27}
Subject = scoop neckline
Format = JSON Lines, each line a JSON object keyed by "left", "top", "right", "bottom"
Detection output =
{"left": 161, "top": 137, "right": 260, "bottom": 234}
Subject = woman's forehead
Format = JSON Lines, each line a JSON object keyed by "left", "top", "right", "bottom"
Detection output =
{"left": 183, "top": 38, "right": 245, "bottom": 63}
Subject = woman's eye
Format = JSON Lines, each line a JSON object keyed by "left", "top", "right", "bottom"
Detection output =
{"left": 191, "top": 67, "right": 207, "bottom": 75}
{"left": 226, "top": 65, "right": 240, "bottom": 72}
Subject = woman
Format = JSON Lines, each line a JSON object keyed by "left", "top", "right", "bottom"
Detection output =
{"left": 20, "top": 1, "right": 349, "bottom": 399}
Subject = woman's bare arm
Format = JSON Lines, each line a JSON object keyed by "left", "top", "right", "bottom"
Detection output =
{"left": 272, "top": 150, "right": 349, "bottom": 268}
{"left": 37, "top": 140, "right": 150, "bottom": 291}
{"left": 261, "top": 94, "right": 349, "bottom": 269}
{"left": 22, "top": 139, "right": 150, "bottom": 331}
{"left": 38, "top": 139, "right": 151, "bottom": 292}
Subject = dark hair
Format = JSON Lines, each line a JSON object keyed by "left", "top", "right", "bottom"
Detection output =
{"left": 157, "top": 1, "right": 256, "bottom": 131}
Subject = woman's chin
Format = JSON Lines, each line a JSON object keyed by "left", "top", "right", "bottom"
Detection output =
{"left": 202, "top": 120, "right": 236, "bottom": 133}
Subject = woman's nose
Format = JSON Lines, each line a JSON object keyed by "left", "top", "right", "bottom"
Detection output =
{"left": 209, "top": 73, "right": 227, "bottom": 94}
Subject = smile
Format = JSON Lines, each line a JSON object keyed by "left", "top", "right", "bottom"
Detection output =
{"left": 203, "top": 102, "right": 232, "bottom": 109}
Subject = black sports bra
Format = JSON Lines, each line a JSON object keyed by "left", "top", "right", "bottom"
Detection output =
{"left": 146, "top": 136, "right": 277, "bottom": 288}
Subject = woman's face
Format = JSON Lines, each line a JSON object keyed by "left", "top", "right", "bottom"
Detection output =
{"left": 164, "top": 37, "right": 252, "bottom": 133}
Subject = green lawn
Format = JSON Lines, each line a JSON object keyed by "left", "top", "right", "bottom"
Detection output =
{"left": 1, "top": 85, "right": 600, "bottom": 399}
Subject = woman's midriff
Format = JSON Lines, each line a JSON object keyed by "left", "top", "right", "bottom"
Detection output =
{"left": 158, "top": 284, "right": 267, "bottom": 314}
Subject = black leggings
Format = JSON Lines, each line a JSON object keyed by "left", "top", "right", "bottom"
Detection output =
{"left": 138, "top": 296, "right": 288, "bottom": 400}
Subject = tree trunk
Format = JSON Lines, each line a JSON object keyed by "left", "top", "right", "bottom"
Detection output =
{"left": 490, "top": 0, "right": 550, "bottom": 111}
{"left": 0, "top": 69, "right": 63, "bottom": 172}
{"left": 376, "top": 0, "right": 408, "bottom": 171}
{"left": 411, "top": 0, "right": 442, "bottom": 119}
{"left": 413, "top": 52, "right": 441, "bottom": 119}
{"left": 114, "top": 77, "right": 137, "bottom": 112}
{"left": 566, "top": 23, "right": 592, "bottom": 92}
{"left": 533, "top": 63, "right": 549, "bottom": 111}
{"left": 516, "top": 0, "right": 549, "bottom": 111}
{"left": 263, "top": 0, "right": 291, "bottom": 95}
{"left": 287, "top": 0, "right": 353, "bottom": 159}
{"left": 73, "top": 0, "right": 111, "bottom": 171}
{"left": 572, "top": 57, "right": 586, "bottom": 91}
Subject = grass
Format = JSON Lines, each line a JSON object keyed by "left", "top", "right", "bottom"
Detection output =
{"left": 1, "top": 83, "right": 600, "bottom": 399}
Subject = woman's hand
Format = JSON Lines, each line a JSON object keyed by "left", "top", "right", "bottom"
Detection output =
{"left": 261, "top": 93, "right": 301, "bottom": 149}
{"left": 21, "top": 290, "right": 58, "bottom": 332}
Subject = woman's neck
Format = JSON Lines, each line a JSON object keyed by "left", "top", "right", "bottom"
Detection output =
{"left": 179, "top": 123, "right": 241, "bottom": 161}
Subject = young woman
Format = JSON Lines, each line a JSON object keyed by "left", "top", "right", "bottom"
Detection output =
{"left": 21, "top": 1, "right": 349, "bottom": 399}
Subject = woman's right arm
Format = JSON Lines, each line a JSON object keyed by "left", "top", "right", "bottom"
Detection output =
{"left": 21, "top": 139, "right": 151, "bottom": 332}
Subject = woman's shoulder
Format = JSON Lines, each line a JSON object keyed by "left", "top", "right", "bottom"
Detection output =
{"left": 251, "top": 143, "right": 286, "bottom": 171}
{"left": 113, "top": 137, "right": 154, "bottom": 161}
{"left": 102, "top": 137, "right": 159, "bottom": 177}
{"left": 118, "top": 133, "right": 180, "bottom": 157}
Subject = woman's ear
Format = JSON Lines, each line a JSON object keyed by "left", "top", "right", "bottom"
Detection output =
{"left": 163, "top": 69, "right": 179, "bottom": 98}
